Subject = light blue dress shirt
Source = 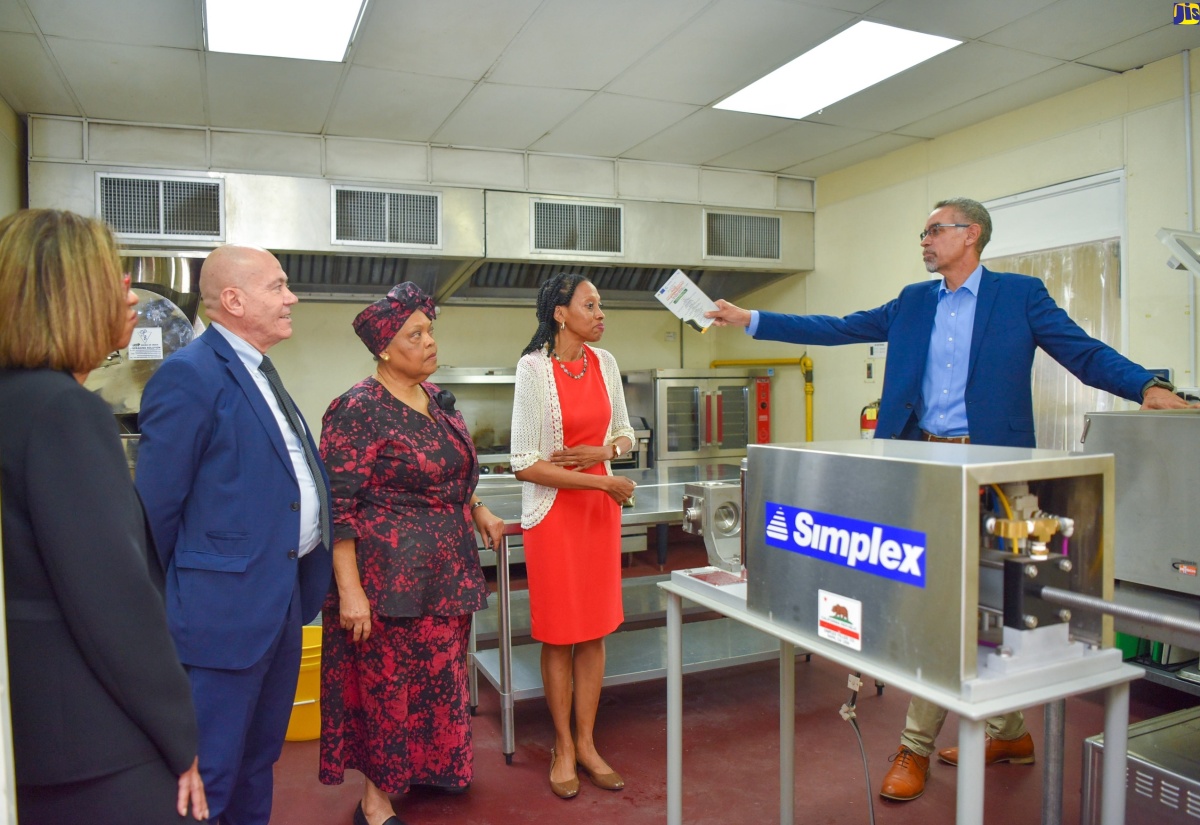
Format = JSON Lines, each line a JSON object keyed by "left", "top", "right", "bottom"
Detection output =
{"left": 918, "top": 265, "right": 982, "bottom": 437}
{"left": 211, "top": 322, "right": 321, "bottom": 557}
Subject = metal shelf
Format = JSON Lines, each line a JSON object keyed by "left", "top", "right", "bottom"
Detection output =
{"left": 474, "top": 575, "right": 722, "bottom": 643}
{"left": 472, "top": 617, "right": 781, "bottom": 701}
{"left": 1134, "top": 664, "right": 1200, "bottom": 697}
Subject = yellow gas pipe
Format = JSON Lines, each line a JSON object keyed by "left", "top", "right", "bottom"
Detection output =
{"left": 708, "top": 357, "right": 814, "bottom": 442}
{"left": 800, "top": 355, "right": 813, "bottom": 442}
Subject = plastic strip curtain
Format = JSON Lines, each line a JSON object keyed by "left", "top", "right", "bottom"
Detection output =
{"left": 984, "top": 239, "right": 1121, "bottom": 451}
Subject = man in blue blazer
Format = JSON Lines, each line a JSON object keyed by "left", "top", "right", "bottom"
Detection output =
{"left": 708, "top": 197, "right": 1188, "bottom": 801}
{"left": 137, "top": 244, "right": 333, "bottom": 824}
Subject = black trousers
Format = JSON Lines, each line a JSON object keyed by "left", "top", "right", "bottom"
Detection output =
{"left": 18, "top": 757, "right": 205, "bottom": 825}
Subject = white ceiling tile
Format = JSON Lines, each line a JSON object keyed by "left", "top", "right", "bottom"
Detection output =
{"left": 981, "top": 0, "right": 1164, "bottom": 62}
{"left": 25, "top": 0, "right": 197, "bottom": 47}
{"left": 1079, "top": 24, "right": 1200, "bottom": 73}
{"left": 782, "top": 133, "right": 924, "bottom": 178}
{"left": 709, "top": 121, "right": 881, "bottom": 172}
{"left": 812, "top": 42, "right": 1062, "bottom": 132}
{"left": 352, "top": 0, "right": 540, "bottom": 80}
{"left": 0, "top": 31, "right": 79, "bottom": 114}
{"left": 206, "top": 54, "right": 343, "bottom": 133}
{"left": 488, "top": 0, "right": 710, "bottom": 90}
{"left": 46, "top": 38, "right": 204, "bottom": 124}
{"left": 0, "top": 2, "right": 35, "bottom": 33}
{"left": 868, "top": 0, "right": 1058, "bottom": 40}
{"left": 0, "top": 0, "right": 1194, "bottom": 179}
{"left": 608, "top": 0, "right": 855, "bottom": 105}
{"left": 531, "top": 94, "right": 701, "bottom": 156}
{"left": 326, "top": 66, "right": 474, "bottom": 141}
{"left": 622, "top": 109, "right": 793, "bottom": 165}
{"left": 897, "top": 62, "right": 1112, "bottom": 138}
{"left": 789, "top": 0, "right": 882, "bottom": 12}
{"left": 434, "top": 83, "right": 592, "bottom": 149}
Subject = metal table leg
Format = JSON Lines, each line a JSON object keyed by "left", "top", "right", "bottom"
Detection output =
{"left": 468, "top": 612, "right": 479, "bottom": 714}
{"left": 1100, "top": 682, "right": 1129, "bottom": 825}
{"left": 778, "top": 641, "right": 795, "bottom": 825}
{"left": 1042, "top": 699, "right": 1066, "bottom": 825}
{"left": 498, "top": 534, "right": 515, "bottom": 763}
{"left": 956, "top": 717, "right": 986, "bottom": 825}
{"left": 667, "top": 591, "right": 683, "bottom": 825}
{"left": 657, "top": 522, "right": 670, "bottom": 568}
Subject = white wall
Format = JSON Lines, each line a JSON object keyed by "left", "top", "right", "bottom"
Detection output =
{"left": 727, "top": 51, "right": 1200, "bottom": 442}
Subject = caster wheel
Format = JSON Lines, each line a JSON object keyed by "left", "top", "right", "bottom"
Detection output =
{"left": 875, "top": 681, "right": 885, "bottom": 696}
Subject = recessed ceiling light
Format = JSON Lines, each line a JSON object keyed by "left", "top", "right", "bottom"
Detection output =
{"left": 205, "top": 0, "right": 368, "bottom": 62}
{"left": 715, "top": 21, "right": 961, "bottom": 120}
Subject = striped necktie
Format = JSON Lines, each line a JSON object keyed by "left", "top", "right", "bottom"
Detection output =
{"left": 259, "top": 355, "right": 331, "bottom": 549}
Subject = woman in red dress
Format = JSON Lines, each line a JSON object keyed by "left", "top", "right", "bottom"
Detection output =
{"left": 318, "top": 283, "right": 504, "bottom": 825}
{"left": 510, "top": 274, "right": 638, "bottom": 800}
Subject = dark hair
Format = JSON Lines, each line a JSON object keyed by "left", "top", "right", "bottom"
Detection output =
{"left": 520, "top": 273, "right": 590, "bottom": 356}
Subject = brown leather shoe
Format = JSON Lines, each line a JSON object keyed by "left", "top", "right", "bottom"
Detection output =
{"left": 578, "top": 762, "right": 625, "bottom": 791}
{"left": 879, "top": 746, "right": 929, "bottom": 801}
{"left": 938, "top": 732, "right": 1035, "bottom": 766}
{"left": 548, "top": 748, "right": 580, "bottom": 799}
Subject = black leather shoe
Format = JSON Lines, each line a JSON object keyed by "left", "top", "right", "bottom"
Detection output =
{"left": 354, "top": 802, "right": 408, "bottom": 825}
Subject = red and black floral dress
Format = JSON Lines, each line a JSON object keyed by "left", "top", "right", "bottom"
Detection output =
{"left": 317, "top": 376, "right": 488, "bottom": 794}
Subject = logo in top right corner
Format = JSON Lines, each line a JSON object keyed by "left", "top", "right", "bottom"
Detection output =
{"left": 1174, "top": 3, "right": 1199, "bottom": 24}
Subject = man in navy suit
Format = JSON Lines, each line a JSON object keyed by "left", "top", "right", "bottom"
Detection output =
{"left": 137, "top": 244, "right": 333, "bottom": 824}
{"left": 707, "top": 197, "right": 1188, "bottom": 802}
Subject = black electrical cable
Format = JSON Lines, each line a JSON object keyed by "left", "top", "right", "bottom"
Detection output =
{"left": 839, "top": 671, "right": 877, "bottom": 825}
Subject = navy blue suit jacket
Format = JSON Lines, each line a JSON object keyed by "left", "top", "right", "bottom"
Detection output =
{"left": 756, "top": 268, "right": 1154, "bottom": 447}
{"left": 136, "top": 328, "right": 333, "bottom": 670}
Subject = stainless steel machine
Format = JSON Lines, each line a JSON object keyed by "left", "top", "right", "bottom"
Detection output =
{"left": 681, "top": 480, "right": 742, "bottom": 573}
{"left": 744, "top": 440, "right": 1118, "bottom": 700}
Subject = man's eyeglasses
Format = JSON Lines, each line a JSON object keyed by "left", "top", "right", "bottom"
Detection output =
{"left": 919, "top": 223, "right": 970, "bottom": 241}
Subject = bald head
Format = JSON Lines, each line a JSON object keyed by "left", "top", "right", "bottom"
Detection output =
{"left": 200, "top": 244, "right": 297, "bottom": 353}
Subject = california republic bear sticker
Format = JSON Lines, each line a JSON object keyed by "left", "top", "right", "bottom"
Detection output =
{"left": 818, "top": 590, "right": 862, "bottom": 651}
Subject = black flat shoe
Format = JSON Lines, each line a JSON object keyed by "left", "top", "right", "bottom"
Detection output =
{"left": 354, "top": 801, "right": 409, "bottom": 825}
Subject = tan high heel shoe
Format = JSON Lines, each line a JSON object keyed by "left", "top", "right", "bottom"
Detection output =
{"left": 549, "top": 748, "right": 580, "bottom": 799}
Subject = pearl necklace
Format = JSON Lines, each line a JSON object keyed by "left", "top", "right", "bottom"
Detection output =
{"left": 553, "top": 348, "right": 588, "bottom": 380}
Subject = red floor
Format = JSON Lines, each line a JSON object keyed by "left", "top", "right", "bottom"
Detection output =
{"left": 270, "top": 540, "right": 1199, "bottom": 825}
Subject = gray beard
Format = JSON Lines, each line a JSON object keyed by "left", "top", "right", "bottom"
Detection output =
{"left": 924, "top": 259, "right": 938, "bottom": 274}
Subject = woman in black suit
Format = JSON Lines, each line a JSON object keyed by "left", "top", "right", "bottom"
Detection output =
{"left": 0, "top": 209, "right": 207, "bottom": 824}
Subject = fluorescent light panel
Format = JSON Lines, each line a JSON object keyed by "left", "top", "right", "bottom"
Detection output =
{"left": 715, "top": 21, "right": 960, "bottom": 120}
{"left": 205, "top": 0, "right": 367, "bottom": 62}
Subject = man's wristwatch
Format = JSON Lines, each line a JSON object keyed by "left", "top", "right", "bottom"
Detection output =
{"left": 1141, "top": 377, "right": 1175, "bottom": 399}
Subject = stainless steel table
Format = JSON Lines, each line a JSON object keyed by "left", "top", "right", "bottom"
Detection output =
{"left": 660, "top": 579, "right": 1141, "bottom": 825}
{"left": 471, "top": 463, "right": 742, "bottom": 762}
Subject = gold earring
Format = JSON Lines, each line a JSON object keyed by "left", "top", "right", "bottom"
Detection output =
{"left": 381, "top": 353, "right": 390, "bottom": 361}
{"left": 560, "top": 321, "right": 565, "bottom": 331}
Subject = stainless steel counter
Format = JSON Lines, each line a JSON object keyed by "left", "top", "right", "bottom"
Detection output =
{"left": 471, "top": 461, "right": 743, "bottom": 761}
{"left": 475, "top": 462, "right": 741, "bottom": 528}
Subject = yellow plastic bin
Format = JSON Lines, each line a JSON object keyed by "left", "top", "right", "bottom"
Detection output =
{"left": 285, "top": 625, "right": 322, "bottom": 741}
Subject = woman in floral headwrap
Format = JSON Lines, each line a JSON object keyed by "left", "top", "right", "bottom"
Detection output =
{"left": 317, "top": 282, "right": 503, "bottom": 825}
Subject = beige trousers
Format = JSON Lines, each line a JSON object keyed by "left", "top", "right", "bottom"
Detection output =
{"left": 899, "top": 696, "right": 1027, "bottom": 757}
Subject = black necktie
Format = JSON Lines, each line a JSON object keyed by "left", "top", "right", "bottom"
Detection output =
{"left": 259, "top": 355, "right": 331, "bottom": 549}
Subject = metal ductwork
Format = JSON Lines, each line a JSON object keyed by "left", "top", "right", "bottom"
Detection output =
{"left": 84, "top": 172, "right": 813, "bottom": 308}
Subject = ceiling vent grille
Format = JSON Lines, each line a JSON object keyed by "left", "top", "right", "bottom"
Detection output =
{"left": 532, "top": 200, "right": 623, "bottom": 255}
{"left": 705, "top": 211, "right": 781, "bottom": 260}
{"left": 333, "top": 186, "right": 441, "bottom": 248}
{"left": 97, "top": 174, "right": 223, "bottom": 241}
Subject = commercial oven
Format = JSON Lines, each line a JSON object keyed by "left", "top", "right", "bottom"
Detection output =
{"left": 624, "top": 368, "right": 770, "bottom": 467}
{"left": 433, "top": 367, "right": 650, "bottom": 474}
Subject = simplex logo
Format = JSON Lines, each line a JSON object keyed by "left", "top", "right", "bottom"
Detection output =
{"left": 764, "top": 502, "right": 927, "bottom": 588}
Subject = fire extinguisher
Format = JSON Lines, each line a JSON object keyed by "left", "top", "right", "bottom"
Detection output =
{"left": 860, "top": 399, "right": 880, "bottom": 439}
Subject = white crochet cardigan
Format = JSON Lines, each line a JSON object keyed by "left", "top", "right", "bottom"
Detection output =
{"left": 509, "top": 345, "right": 635, "bottom": 529}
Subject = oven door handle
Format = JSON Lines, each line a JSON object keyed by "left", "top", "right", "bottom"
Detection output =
{"left": 704, "top": 392, "right": 713, "bottom": 446}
